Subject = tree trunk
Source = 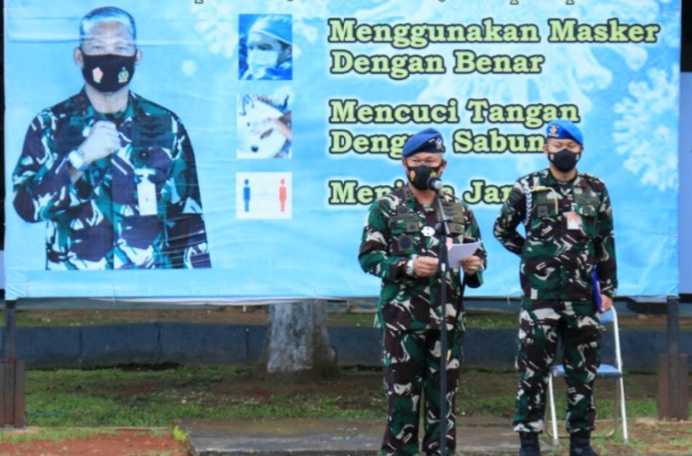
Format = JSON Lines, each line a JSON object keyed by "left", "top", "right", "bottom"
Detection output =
{"left": 262, "top": 301, "right": 337, "bottom": 377}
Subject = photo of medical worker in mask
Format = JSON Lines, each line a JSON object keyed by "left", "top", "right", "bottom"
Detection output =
{"left": 239, "top": 14, "right": 292, "bottom": 81}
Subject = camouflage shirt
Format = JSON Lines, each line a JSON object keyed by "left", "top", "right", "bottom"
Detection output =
{"left": 359, "top": 186, "right": 487, "bottom": 331}
{"left": 12, "top": 89, "right": 211, "bottom": 270}
{"left": 493, "top": 169, "right": 617, "bottom": 300}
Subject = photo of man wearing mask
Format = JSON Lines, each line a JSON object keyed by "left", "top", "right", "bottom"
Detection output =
{"left": 12, "top": 6, "right": 211, "bottom": 270}
{"left": 239, "top": 14, "right": 293, "bottom": 81}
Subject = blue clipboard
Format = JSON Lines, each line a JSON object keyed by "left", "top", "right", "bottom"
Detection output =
{"left": 591, "top": 269, "right": 602, "bottom": 312}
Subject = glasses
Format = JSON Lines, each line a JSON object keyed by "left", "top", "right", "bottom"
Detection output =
{"left": 407, "top": 158, "right": 442, "bottom": 167}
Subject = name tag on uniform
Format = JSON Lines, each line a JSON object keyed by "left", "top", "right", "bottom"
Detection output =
{"left": 566, "top": 211, "right": 582, "bottom": 230}
{"left": 136, "top": 170, "right": 158, "bottom": 216}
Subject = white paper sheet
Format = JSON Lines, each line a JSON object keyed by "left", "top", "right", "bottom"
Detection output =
{"left": 447, "top": 241, "right": 482, "bottom": 268}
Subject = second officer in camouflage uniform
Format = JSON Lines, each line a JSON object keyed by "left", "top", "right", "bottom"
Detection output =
{"left": 494, "top": 119, "right": 617, "bottom": 456}
{"left": 359, "top": 128, "right": 487, "bottom": 456}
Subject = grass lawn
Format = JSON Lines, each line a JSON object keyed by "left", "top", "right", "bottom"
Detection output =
{"left": 0, "top": 365, "right": 684, "bottom": 455}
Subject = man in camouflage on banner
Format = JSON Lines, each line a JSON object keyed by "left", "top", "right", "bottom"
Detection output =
{"left": 12, "top": 6, "right": 210, "bottom": 270}
{"left": 359, "top": 128, "right": 487, "bottom": 456}
{"left": 494, "top": 119, "right": 617, "bottom": 456}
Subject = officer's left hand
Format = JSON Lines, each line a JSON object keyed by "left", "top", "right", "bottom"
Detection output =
{"left": 460, "top": 255, "right": 483, "bottom": 275}
{"left": 600, "top": 294, "right": 613, "bottom": 312}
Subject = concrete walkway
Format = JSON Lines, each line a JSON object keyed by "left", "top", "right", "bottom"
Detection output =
{"left": 178, "top": 417, "right": 554, "bottom": 455}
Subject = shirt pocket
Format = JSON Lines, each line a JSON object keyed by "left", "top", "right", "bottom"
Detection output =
{"left": 574, "top": 194, "right": 600, "bottom": 239}
{"left": 528, "top": 191, "right": 559, "bottom": 241}
{"left": 389, "top": 215, "right": 420, "bottom": 256}
{"left": 447, "top": 221, "right": 465, "bottom": 238}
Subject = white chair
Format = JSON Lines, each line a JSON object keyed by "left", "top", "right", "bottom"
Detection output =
{"left": 547, "top": 307, "right": 629, "bottom": 445}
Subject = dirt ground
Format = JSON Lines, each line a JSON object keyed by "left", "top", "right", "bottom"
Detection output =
{"left": 0, "top": 427, "right": 187, "bottom": 455}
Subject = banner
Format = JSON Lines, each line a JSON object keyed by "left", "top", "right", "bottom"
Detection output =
{"left": 3, "top": 0, "right": 680, "bottom": 300}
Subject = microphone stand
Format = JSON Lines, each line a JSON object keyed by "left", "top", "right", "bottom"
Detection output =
{"left": 433, "top": 188, "right": 451, "bottom": 456}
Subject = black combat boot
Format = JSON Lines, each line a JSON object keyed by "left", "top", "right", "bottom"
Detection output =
{"left": 569, "top": 430, "right": 598, "bottom": 456}
{"left": 518, "top": 432, "right": 541, "bottom": 456}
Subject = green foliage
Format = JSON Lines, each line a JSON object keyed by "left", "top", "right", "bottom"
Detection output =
{"left": 0, "top": 428, "right": 112, "bottom": 444}
{"left": 22, "top": 365, "right": 684, "bottom": 429}
{"left": 171, "top": 425, "right": 189, "bottom": 443}
{"left": 466, "top": 311, "right": 518, "bottom": 329}
{"left": 24, "top": 366, "right": 384, "bottom": 427}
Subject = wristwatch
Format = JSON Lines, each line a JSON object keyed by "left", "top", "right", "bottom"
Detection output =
{"left": 67, "top": 149, "right": 89, "bottom": 172}
{"left": 405, "top": 259, "right": 415, "bottom": 277}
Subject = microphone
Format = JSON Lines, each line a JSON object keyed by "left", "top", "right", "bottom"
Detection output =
{"left": 427, "top": 177, "right": 444, "bottom": 191}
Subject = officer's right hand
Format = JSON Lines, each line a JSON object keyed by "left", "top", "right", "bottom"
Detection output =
{"left": 79, "top": 120, "right": 121, "bottom": 164}
{"left": 413, "top": 256, "right": 438, "bottom": 278}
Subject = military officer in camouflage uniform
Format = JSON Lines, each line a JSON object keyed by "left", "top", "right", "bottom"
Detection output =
{"left": 12, "top": 6, "right": 210, "bottom": 270}
{"left": 359, "top": 128, "right": 487, "bottom": 456}
{"left": 494, "top": 119, "right": 617, "bottom": 456}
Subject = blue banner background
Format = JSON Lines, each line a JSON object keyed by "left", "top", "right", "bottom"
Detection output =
{"left": 3, "top": 0, "right": 681, "bottom": 300}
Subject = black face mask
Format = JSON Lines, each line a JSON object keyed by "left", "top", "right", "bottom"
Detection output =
{"left": 406, "top": 164, "right": 441, "bottom": 191}
{"left": 81, "top": 52, "right": 136, "bottom": 93}
{"left": 549, "top": 148, "right": 581, "bottom": 173}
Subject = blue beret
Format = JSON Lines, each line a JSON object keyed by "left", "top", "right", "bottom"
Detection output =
{"left": 545, "top": 119, "right": 583, "bottom": 146}
{"left": 402, "top": 128, "right": 445, "bottom": 157}
{"left": 250, "top": 15, "right": 292, "bottom": 45}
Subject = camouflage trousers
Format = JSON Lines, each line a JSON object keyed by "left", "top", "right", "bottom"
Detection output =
{"left": 380, "top": 327, "right": 464, "bottom": 456}
{"left": 513, "top": 299, "right": 601, "bottom": 435}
